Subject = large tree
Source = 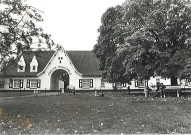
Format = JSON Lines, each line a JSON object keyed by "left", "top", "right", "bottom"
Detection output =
{"left": 94, "top": 0, "right": 191, "bottom": 83}
{"left": 0, "top": 0, "right": 55, "bottom": 70}
{"left": 123, "top": 0, "right": 191, "bottom": 82}
{"left": 93, "top": 5, "right": 129, "bottom": 83}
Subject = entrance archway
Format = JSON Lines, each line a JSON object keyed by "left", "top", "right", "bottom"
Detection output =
{"left": 50, "top": 69, "right": 69, "bottom": 91}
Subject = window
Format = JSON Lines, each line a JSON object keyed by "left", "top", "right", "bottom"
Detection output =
{"left": 122, "top": 83, "right": 126, "bottom": 87}
{"left": 58, "top": 56, "right": 63, "bottom": 63}
{"left": 101, "top": 79, "right": 105, "bottom": 87}
{"left": 135, "top": 79, "right": 148, "bottom": 87}
{"left": 138, "top": 81, "right": 145, "bottom": 87}
{"left": 18, "top": 65, "right": 25, "bottom": 72}
{"left": 156, "top": 78, "right": 160, "bottom": 83}
{"left": 20, "top": 66, "right": 23, "bottom": 70}
{"left": 31, "top": 80, "right": 38, "bottom": 88}
{"left": 30, "top": 56, "right": 38, "bottom": 72}
{"left": 26, "top": 79, "right": 41, "bottom": 88}
{"left": 79, "top": 79, "right": 93, "bottom": 88}
{"left": 116, "top": 82, "right": 126, "bottom": 88}
{"left": 13, "top": 79, "right": 23, "bottom": 88}
{"left": 33, "top": 66, "right": 36, "bottom": 71}
{"left": 17, "top": 56, "right": 26, "bottom": 72}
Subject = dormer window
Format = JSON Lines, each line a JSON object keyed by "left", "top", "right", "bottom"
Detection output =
{"left": 30, "top": 55, "right": 38, "bottom": 72}
{"left": 17, "top": 56, "right": 26, "bottom": 72}
{"left": 20, "top": 66, "right": 24, "bottom": 70}
{"left": 33, "top": 66, "right": 36, "bottom": 71}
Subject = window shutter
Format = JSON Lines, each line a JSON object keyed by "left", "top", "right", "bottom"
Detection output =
{"left": 9, "top": 79, "right": 13, "bottom": 88}
{"left": 37, "top": 80, "right": 41, "bottom": 88}
{"left": 79, "top": 79, "right": 82, "bottom": 88}
{"left": 20, "top": 80, "right": 23, "bottom": 88}
{"left": 145, "top": 80, "right": 148, "bottom": 86}
{"left": 123, "top": 83, "right": 126, "bottom": 87}
{"left": 135, "top": 80, "right": 138, "bottom": 87}
{"left": 90, "top": 79, "right": 93, "bottom": 88}
{"left": 185, "top": 79, "right": 188, "bottom": 86}
{"left": 26, "top": 79, "right": 30, "bottom": 88}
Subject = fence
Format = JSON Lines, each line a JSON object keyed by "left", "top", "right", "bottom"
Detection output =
{"left": 1, "top": 88, "right": 191, "bottom": 98}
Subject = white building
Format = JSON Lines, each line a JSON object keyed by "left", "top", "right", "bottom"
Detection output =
{"left": 0, "top": 49, "right": 190, "bottom": 91}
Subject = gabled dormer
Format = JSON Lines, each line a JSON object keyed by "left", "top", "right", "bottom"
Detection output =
{"left": 30, "top": 55, "right": 38, "bottom": 72}
{"left": 17, "top": 56, "right": 26, "bottom": 72}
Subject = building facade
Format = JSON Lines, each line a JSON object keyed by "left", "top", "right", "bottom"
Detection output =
{"left": 0, "top": 49, "right": 190, "bottom": 91}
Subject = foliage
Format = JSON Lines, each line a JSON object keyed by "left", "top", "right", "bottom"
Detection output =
{"left": 0, "top": 0, "right": 55, "bottom": 71}
{"left": 93, "top": 0, "right": 191, "bottom": 82}
{"left": 93, "top": 5, "right": 128, "bottom": 82}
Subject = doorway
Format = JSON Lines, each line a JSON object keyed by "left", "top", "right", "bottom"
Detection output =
{"left": 171, "top": 77, "right": 178, "bottom": 86}
{"left": 50, "top": 69, "right": 69, "bottom": 91}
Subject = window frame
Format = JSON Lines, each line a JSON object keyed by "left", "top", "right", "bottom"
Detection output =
{"left": 135, "top": 79, "right": 148, "bottom": 88}
{"left": 30, "top": 79, "right": 38, "bottom": 88}
{"left": 18, "top": 65, "right": 25, "bottom": 72}
{"left": 13, "top": 79, "right": 23, "bottom": 89}
{"left": 101, "top": 79, "right": 105, "bottom": 88}
{"left": 79, "top": 79, "right": 93, "bottom": 89}
{"left": 27, "top": 79, "right": 41, "bottom": 89}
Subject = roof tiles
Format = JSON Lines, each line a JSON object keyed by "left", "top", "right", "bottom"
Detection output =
{"left": 1, "top": 50, "right": 103, "bottom": 77}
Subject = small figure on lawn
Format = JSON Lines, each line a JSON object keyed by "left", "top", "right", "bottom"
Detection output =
{"left": 160, "top": 83, "right": 166, "bottom": 98}
{"left": 94, "top": 91, "right": 98, "bottom": 96}
{"left": 180, "top": 82, "right": 185, "bottom": 97}
{"left": 153, "top": 82, "right": 161, "bottom": 97}
{"left": 127, "top": 86, "right": 131, "bottom": 94}
{"left": 144, "top": 86, "right": 149, "bottom": 97}
{"left": 100, "top": 91, "right": 104, "bottom": 97}
{"left": 148, "top": 83, "right": 154, "bottom": 96}
{"left": 156, "top": 82, "right": 160, "bottom": 92}
{"left": 73, "top": 89, "right": 76, "bottom": 95}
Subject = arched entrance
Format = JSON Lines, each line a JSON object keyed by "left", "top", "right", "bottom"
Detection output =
{"left": 50, "top": 69, "right": 69, "bottom": 91}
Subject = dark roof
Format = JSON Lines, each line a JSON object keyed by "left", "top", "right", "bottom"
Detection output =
{"left": 1, "top": 50, "right": 103, "bottom": 77}
{"left": 66, "top": 51, "right": 103, "bottom": 77}
{"left": 3, "top": 51, "right": 55, "bottom": 77}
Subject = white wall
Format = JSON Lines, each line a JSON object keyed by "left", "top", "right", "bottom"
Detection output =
{"left": 38, "top": 50, "right": 82, "bottom": 90}
{"left": 127, "top": 76, "right": 171, "bottom": 89}
{"left": 0, "top": 50, "right": 183, "bottom": 91}
{"left": 148, "top": 76, "right": 171, "bottom": 86}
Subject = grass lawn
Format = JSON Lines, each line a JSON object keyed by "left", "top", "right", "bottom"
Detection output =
{"left": 0, "top": 92, "right": 191, "bottom": 134}
{"left": 0, "top": 92, "right": 35, "bottom": 98}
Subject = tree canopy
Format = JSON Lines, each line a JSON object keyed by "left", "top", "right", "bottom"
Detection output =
{"left": 93, "top": 0, "right": 191, "bottom": 83}
{"left": 0, "top": 0, "right": 55, "bottom": 70}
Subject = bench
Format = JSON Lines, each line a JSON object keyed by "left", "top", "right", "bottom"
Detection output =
{"left": 164, "top": 86, "right": 182, "bottom": 97}
{"left": 66, "top": 85, "right": 75, "bottom": 94}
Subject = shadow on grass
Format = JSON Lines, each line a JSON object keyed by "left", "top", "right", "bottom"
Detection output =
{"left": 0, "top": 92, "right": 191, "bottom": 134}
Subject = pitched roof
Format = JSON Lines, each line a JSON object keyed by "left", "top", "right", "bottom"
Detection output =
{"left": 66, "top": 51, "right": 103, "bottom": 77}
{"left": 1, "top": 50, "right": 103, "bottom": 77}
{"left": 3, "top": 51, "right": 55, "bottom": 77}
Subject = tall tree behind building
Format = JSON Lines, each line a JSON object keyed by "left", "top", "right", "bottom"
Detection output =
{"left": 93, "top": 0, "right": 191, "bottom": 83}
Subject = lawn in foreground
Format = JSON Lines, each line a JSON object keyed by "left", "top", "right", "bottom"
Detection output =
{"left": 0, "top": 92, "right": 191, "bottom": 134}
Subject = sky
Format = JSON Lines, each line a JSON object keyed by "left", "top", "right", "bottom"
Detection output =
{"left": 27, "top": 0, "right": 125, "bottom": 50}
